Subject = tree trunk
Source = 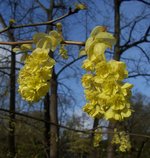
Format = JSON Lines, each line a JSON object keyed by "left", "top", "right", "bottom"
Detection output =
{"left": 89, "top": 118, "right": 99, "bottom": 158}
{"left": 106, "top": 122, "right": 116, "bottom": 158}
{"left": 0, "top": 13, "right": 16, "bottom": 158}
{"left": 113, "top": 0, "right": 121, "bottom": 61}
{"left": 107, "top": 0, "right": 121, "bottom": 158}
{"left": 136, "top": 139, "right": 148, "bottom": 158}
{"left": 43, "top": 0, "right": 56, "bottom": 157}
{"left": 8, "top": 48, "right": 16, "bottom": 158}
{"left": 50, "top": 69, "right": 58, "bottom": 158}
{"left": 44, "top": 93, "right": 50, "bottom": 158}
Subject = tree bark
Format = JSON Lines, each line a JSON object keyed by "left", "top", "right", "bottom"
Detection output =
{"left": 42, "top": 0, "right": 57, "bottom": 157}
{"left": 1, "top": 15, "right": 17, "bottom": 157}
{"left": 89, "top": 118, "right": 99, "bottom": 158}
{"left": 136, "top": 139, "right": 148, "bottom": 158}
{"left": 44, "top": 93, "right": 50, "bottom": 158}
{"left": 113, "top": 0, "right": 121, "bottom": 61}
{"left": 50, "top": 69, "right": 58, "bottom": 158}
{"left": 106, "top": 122, "right": 116, "bottom": 158}
{"left": 107, "top": 0, "right": 121, "bottom": 158}
{"left": 8, "top": 47, "right": 16, "bottom": 158}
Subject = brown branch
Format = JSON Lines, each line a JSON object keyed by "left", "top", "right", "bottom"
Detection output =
{"left": 0, "top": 40, "right": 32, "bottom": 45}
{"left": 0, "top": 8, "right": 82, "bottom": 34}
{"left": 124, "top": 21, "right": 137, "bottom": 46}
{"left": 121, "top": 13, "right": 150, "bottom": 30}
{"left": 0, "top": 14, "right": 15, "bottom": 41}
{"left": 56, "top": 55, "right": 86, "bottom": 77}
{"left": 138, "top": 0, "right": 150, "bottom": 5}
{"left": 121, "top": 26, "right": 150, "bottom": 53}
{"left": 35, "top": 0, "right": 48, "bottom": 12}
{"left": 122, "top": 0, "right": 150, "bottom": 5}
{"left": 136, "top": 138, "right": 148, "bottom": 158}
{"left": 0, "top": 107, "right": 103, "bottom": 134}
{"left": 0, "top": 108, "right": 150, "bottom": 139}
{"left": 63, "top": 40, "right": 85, "bottom": 46}
{"left": 128, "top": 73, "right": 150, "bottom": 78}
{"left": 0, "top": 40, "right": 85, "bottom": 47}
{"left": 0, "top": 70, "right": 10, "bottom": 76}
{"left": 136, "top": 45, "right": 150, "bottom": 62}
{"left": 0, "top": 67, "right": 19, "bottom": 70}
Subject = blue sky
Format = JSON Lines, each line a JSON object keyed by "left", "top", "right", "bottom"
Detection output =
{"left": 55, "top": 0, "right": 150, "bottom": 117}
{"left": 0, "top": 0, "right": 150, "bottom": 114}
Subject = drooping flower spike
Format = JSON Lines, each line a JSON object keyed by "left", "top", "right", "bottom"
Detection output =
{"left": 82, "top": 26, "right": 133, "bottom": 121}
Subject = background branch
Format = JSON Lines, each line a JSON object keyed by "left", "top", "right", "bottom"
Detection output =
{"left": 0, "top": 8, "right": 82, "bottom": 34}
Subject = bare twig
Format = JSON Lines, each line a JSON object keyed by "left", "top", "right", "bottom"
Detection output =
{"left": 0, "top": 108, "right": 150, "bottom": 139}
{"left": 122, "top": 0, "right": 150, "bottom": 5}
{"left": 56, "top": 55, "right": 86, "bottom": 77}
{"left": 35, "top": 0, "right": 48, "bottom": 12}
{"left": 0, "top": 70, "right": 10, "bottom": 76}
{"left": 0, "top": 8, "right": 82, "bottom": 34}
{"left": 136, "top": 45, "right": 150, "bottom": 62}
{"left": 124, "top": 21, "right": 137, "bottom": 46}
{"left": 121, "top": 26, "right": 150, "bottom": 53}
{"left": 0, "top": 40, "right": 85, "bottom": 47}
{"left": 128, "top": 73, "right": 150, "bottom": 78}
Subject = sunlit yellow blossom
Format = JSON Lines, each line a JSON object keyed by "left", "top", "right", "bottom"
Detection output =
{"left": 93, "top": 128, "right": 102, "bottom": 147}
{"left": 90, "top": 26, "right": 107, "bottom": 37}
{"left": 121, "top": 83, "right": 133, "bottom": 97}
{"left": 82, "top": 26, "right": 133, "bottom": 121}
{"left": 83, "top": 103, "right": 104, "bottom": 118}
{"left": 104, "top": 108, "right": 131, "bottom": 121}
{"left": 108, "top": 60, "right": 128, "bottom": 80}
{"left": 112, "top": 129, "right": 131, "bottom": 152}
{"left": 84, "top": 90, "right": 99, "bottom": 102}
{"left": 59, "top": 45, "right": 68, "bottom": 59}
{"left": 18, "top": 48, "right": 55, "bottom": 102}
{"left": 93, "top": 43, "right": 108, "bottom": 55}
{"left": 94, "top": 31, "right": 116, "bottom": 49}
{"left": 81, "top": 74, "right": 94, "bottom": 88}
{"left": 102, "top": 81, "right": 120, "bottom": 95}
{"left": 33, "top": 30, "right": 62, "bottom": 51}
{"left": 95, "top": 61, "right": 109, "bottom": 79}
{"left": 82, "top": 59, "right": 94, "bottom": 71}
{"left": 85, "top": 37, "right": 94, "bottom": 52}
{"left": 87, "top": 41, "right": 107, "bottom": 60}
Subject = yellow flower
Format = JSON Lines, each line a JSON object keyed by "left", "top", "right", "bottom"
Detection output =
{"left": 93, "top": 128, "right": 102, "bottom": 147}
{"left": 84, "top": 90, "right": 98, "bottom": 102}
{"left": 18, "top": 48, "right": 55, "bottom": 102}
{"left": 59, "top": 45, "right": 68, "bottom": 59}
{"left": 75, "top": 3, "right": 87, "bottom": 10}
{"left": 86, "top": 41, "right": 107, "bottom": 62}
{"left": 95, "top": 61, "right": 109, "bottom": 79}
{"left": 33, "top": 30, "right": 62, "bottom": 51}
{"left": 112, "top": 129, "right": 131, "bottom": 152}
{"left": 121, "top": 83, "right": 133, "bottom": 97}
{"left": 82, "top": 26, "right": 133, "bottom": 121}
{"left": 82, "top": 59, "right": 94, "bottom": 71}
{"left": 108, "top": 60, "right": 128, "bottom": 80}
{"left": 81, "top": 74, "right": 94, "bottom": 88}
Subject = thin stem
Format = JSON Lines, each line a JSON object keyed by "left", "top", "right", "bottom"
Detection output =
{"left": 0, "top": 8, "right": 81, "bottom": 34}
{"left": 0, "top": 40, "right": 85, "bottom": 46}
{"left": 0, "top": 108, "right": 150, "bottom": 139}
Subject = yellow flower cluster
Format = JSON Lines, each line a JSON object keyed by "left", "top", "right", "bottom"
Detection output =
{"left": 18, "top": 48, "right": 55, "bottom": 102}
{"left": 112, "top": 129, "right": 131, "bottom": 152}
{"left": 93, "top": 128, "right": 102, "bottom": 147}
{"left": 18, "top": 29, "right": 63, "bottom": 102}
{"left": 82, "top": 26, "right": 133, "bottom": 121}
{"left": 59, "top": 44, "right": 68, "bottom": 59}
